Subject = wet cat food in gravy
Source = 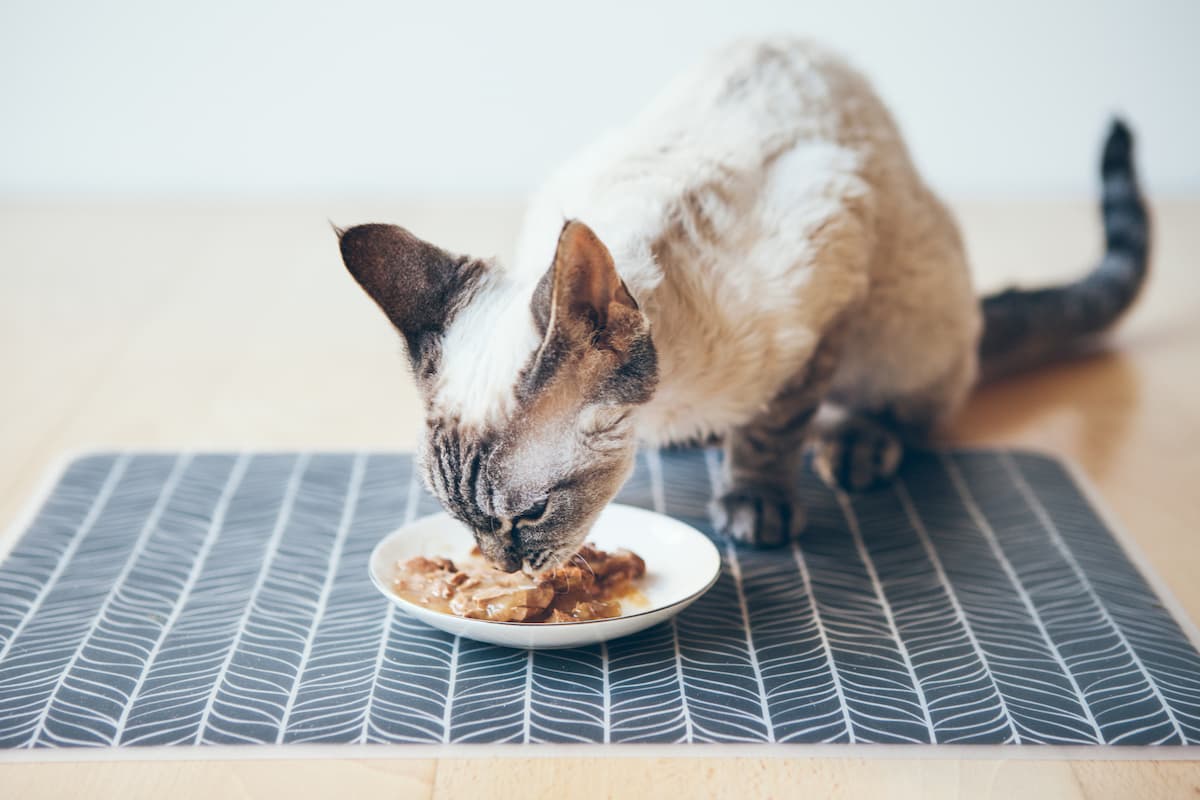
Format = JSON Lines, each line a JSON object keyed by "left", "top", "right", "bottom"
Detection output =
{"left": 393, "top": 544, "right": 646, "bottom": 623}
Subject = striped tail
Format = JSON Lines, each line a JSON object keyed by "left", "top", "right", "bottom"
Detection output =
{"left": 978, "top": 120, "right": 1150, "bottom": 381}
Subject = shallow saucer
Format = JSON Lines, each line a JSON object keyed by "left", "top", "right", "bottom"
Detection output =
{"left": 368, "top": 503, "right": 721, "bottom": 649}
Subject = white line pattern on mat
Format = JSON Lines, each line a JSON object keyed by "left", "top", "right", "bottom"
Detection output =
{"left": 791, "top": 543, "right": 855, "bottom": 742}
{"left": 195, "top": 454, "right": 310, "bottom": 744}
{"left": 941, "top": 454, "right": 1104, "bottom": 743}
{"left": 114, "top": 454, "right": 252, "bottom": 743}
{"left": 3, "top": 448, "right": 1200, "bottom": 749}
{"left": 523, "top": 650, "right": 534, "bottom": 743}
{"left": 894, "top": 478, "right": 1022, "bottom": 744}
{"left": 363, "top": 463, "right": 424, "bottom": 744}
{"left": 1001, "top": 452, "right": 1187, "bottom": 744}
{"left": 600, "top": 640, "right": 611, "bottom": 744}
{"left": 837, "top": 491, "right": 937, "bottom": 743}
{"left": 703, "top": 449, "right": 774, "bottom": 741}
{"left": 0, "top": 455, "right": 130, "bottom": 667}
{"left": 276, "top": 452, "right": 366, "bottom": 743}
{"left": 440, "top": 638, "right": 461, "bottom": 744}
{"left": 26, "top": 454, "right": 192, "bottom": 747}
{"left": 646, "top": 447, "right": 694, "bottom": 743}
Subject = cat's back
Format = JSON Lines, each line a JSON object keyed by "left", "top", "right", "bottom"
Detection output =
{"left": 510, "top": 39, "right": 975, "bottom": 443}
{"left": 514, "top": 38, "right": 898, "bottom": 285}
{"left": 633, "top": 37, "right": 888, "bottom": 152}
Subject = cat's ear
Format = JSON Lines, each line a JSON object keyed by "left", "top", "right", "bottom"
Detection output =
{"left": 534, "top": 220, "right": 643, "bottom": 350}
{"left": 526, "top": 220, "right": 657, "bottom": 404}
{"left": 337, "top": 223, "right": 483, "bottom": 365}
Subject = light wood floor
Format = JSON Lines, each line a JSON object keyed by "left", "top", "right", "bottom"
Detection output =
{"left": 1, "top": 198, "right": 1198, "bottom": 798}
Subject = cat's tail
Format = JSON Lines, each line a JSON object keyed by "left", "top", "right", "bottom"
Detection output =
{"left": 977, "top": 119, "right": 1149, "bottom": 382}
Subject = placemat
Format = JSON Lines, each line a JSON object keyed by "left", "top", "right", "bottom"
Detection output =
{"left": 1, "top": 449, "right": 1198, "bottom": 751}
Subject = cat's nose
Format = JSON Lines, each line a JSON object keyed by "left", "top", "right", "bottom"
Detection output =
{"left": 492, "top": 551, "right": 522, "bottom": 573}
{"left": 474, "top": 525, "right": 522, "bottom": 573}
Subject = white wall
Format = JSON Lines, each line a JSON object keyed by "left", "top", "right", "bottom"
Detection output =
{"left": 1, "top": 0, "right": 1197, "bottom": 197}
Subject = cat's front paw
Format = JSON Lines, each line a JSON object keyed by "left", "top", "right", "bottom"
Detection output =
{"left": 710, "top": 486, "right": 804, "bottom": 547}
{"left": 811, "top": 416, "right": 903, "bottom": 492}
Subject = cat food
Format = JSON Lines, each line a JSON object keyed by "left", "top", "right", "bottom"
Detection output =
{"left": 393, "top": 544, "right": 646, "bottom": 623}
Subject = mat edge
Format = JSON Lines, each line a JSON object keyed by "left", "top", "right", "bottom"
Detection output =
{"left": 1057, "top": 456, "right": 1200, "bottom": 661}
{"left": 1, "top": 742, "right": 1199, "bottom": 764}
{"left": 0, "top": 448, "right": 92, "bottom": 564}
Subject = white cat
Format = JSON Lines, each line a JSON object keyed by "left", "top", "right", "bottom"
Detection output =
{"left": 337, "top": 38, "right": 1147, "bottom": 571}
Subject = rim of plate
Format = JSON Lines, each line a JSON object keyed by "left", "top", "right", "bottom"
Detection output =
{"left": 368, "top": 504, "right": 722, "bottom": 627}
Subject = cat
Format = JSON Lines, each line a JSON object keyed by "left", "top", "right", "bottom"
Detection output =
{"left": 336, "top": 38, "right": 1148, "bottom": 572}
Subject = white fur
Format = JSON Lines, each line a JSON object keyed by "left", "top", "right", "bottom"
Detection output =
{"left": 433, "top": 270, "right": 541, "bottom": 425}
{"left": 441, "top": 37, "right": 982, "bottom": 440}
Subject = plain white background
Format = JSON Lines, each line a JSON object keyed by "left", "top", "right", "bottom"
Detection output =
{"left": 1, "top": 0, "right": 1197, "bottom": 198}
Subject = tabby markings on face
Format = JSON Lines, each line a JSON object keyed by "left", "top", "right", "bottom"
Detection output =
{"left": 340, "top": 219, "right": 657, "bottom": 571}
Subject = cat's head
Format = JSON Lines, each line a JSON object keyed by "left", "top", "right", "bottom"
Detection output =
{"left": 338, "top": 219, "right": 657, "bottom": 572}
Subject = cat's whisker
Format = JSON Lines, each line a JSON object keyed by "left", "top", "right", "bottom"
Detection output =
{"left": 572, "top": 552, "right": 596, "bottom": 579}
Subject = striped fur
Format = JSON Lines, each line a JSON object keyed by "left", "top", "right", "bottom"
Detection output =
{"left": 979, "top": 121, "right": 1149, "bottom": 381}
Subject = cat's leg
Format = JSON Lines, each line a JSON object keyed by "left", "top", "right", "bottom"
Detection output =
{"left": 710, "top": 333, "right": 843, "bottom": 546}
{"left": 807, "top": 407, "right": 917, "bottom": 492}
{"left": 811, "top": 353, "right": 975, "bottom": 492}
{"left": 708, "top": 144, "right": 877, "bottom": 541}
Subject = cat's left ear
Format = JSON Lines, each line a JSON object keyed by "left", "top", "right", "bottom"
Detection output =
{"left": 533, "top": 220, "right": 644, "bottom": 352}
{"left": 336, "top": 223, "right": 484, "bottom": 371}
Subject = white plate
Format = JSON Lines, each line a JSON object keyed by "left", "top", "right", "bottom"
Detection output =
{"left": 368, "top": 503, "right": 721, "bottom": 649}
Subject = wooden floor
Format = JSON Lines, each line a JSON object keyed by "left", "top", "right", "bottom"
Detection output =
{"left": 1, "top": 198, "right": 1198, "bottom": 798}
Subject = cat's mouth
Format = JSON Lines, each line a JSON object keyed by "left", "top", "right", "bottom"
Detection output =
{"left": 521, "top": 543, "right": 578, "bottom": 576}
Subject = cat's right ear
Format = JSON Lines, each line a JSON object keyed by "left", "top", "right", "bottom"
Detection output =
{"left": 336, "top": 223, "right": 484, "bottom": 367}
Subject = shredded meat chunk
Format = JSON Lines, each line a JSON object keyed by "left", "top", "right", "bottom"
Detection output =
{"left": 574, "top": 544, "right": 645, "bottom": 587}
{"left": 393, "top": 543, "right": 645, "bottom": 624}
{"left": 448, "top": 576, "right": 555, "bottom": 622}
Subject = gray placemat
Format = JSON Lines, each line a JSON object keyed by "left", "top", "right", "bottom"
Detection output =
{"left": 1, "top": 448, "right": 1198, "bottom": 749}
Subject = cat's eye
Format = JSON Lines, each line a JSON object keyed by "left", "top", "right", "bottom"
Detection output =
{"left": 513, "top": 498, "right": 549, "bottom": 527}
